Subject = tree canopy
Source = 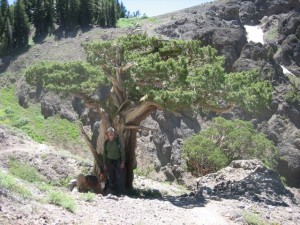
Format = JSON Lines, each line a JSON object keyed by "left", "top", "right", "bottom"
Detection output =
{"left": 26, "top": 34, "right": 273, "bottom": 115}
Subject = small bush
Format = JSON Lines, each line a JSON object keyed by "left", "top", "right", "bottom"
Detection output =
{"left": 35, "top": 181, "right": 53, "bottom": 192}
{"left": 280, "top": 176, "right": 287, "bottom": 186}
{"left": 265, "top": 27, "right": 279, "bottom": 42}
{"left": 8, "top": 158, "right": 44, "bottom": 183}
{"left": 285, "top": 83, "right": 300, "bottom": 103}
{"left": 0, "top": 170, "right": 32, "bottom": 198}
{"left": 12, "top": 117, "right": 29, "bottom": 128}
{"left": 80, "top": 192, "right": 96, "bottom": 202}
{"left": 242, "top": 211, "right": 266, "bottom": 225}
{"left": 48, "top": 191, "right": 76, "bottom": 213}
{"left": 134, "top": 166, "right": 154, "bottom": 177}
{"left": 50, "top": 176, "right": 73, "bottom": 188}
{"left": 4, "top": 107, "right": 13, "bottom": 114}
{"left": 182, "top": 117, "right": 278, "bottom": 176}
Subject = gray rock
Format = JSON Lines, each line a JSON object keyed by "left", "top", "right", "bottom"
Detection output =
{"left": 195, "top": 160, "right": 294, "bottom": 206}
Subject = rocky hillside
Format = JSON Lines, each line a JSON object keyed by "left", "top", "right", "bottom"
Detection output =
{"left": 0, "top": 2, "right": 300, "bottom": 224}
{"left": 134, "top": 0, "right": 300, "bottom": 188}
{"left": 0, "top": 0, "right": 299, "bottom": 187}
{"left": 0, "top": 0, "right": 299, "bottom": 186}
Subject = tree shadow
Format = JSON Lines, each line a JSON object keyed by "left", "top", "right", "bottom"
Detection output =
{"left": 53, "top": 25, "right": 94, "bottom": 41}
{"left": 0, "top": 45, "right": 31, "bottom": 73}
{"left": 126, "top": 187, "right": 208, "bottom": 209}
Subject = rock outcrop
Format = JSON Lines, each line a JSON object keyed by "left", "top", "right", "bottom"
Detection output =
{"left": 195, "top": 160, "right": 295, "bottom": 206}
{"left": 15, "top": 77, "right": 78, "bottom": 122}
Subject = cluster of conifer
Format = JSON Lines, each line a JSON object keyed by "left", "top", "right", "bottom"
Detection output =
{"left": 0, "top": 0, "right": 128, "bottom": 56}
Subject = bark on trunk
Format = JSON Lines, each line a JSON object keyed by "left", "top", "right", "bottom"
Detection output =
{"left": 125, "top": 130, "right": 137, "bottom": 189}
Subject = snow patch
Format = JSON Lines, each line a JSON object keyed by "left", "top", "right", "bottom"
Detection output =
{"left": 281, "top": 65, "right": 295, "bottom": 76}
{"left": 244, "top": 25, "right": 264, "bottom": 44}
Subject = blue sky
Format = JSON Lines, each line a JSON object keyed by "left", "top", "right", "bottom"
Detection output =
{"left": 8, "top": 0, "right": 212, "bottom": 17}
{"left": 122, "top": 0, "right": 212, "bottom": 16}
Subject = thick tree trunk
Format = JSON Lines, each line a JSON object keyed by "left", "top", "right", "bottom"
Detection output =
{"left": 89, "top": 111, "right": 135, "bottom": 190}
{"left": 125, "top": 130, "right": 137, "bottom": 189}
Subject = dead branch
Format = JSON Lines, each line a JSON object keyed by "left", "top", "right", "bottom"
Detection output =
{"left": 80, "top": 123, "right": 103, "bottom": 170}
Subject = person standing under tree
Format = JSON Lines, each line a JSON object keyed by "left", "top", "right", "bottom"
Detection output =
{"left": 103, "top": 127, "right": 126, "bottom": 196}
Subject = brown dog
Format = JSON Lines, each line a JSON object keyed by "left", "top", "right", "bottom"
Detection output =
{"left": 76, "top": 173, "right": 107, "bottom": 194}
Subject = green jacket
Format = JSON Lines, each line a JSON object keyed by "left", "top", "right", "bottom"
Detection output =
{"left": 103, "top": 137, "right": 125, "bottom": 165}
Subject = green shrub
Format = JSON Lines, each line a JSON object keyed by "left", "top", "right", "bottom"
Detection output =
{"left": 242, "top": 211, "right": 267, "bottom": 225}
{"left": 0, "top": 170, "right": 32, "bottom": 198}
{"left": 80, "top": 192, "right": 96, "bottom": 202}
{"left": 265, "top": 27, "right": 279, "bottom": 42}
{"left": 4, "top": 107, "right": 13, "bottom": 114}
{"left": 35, "top": 181, "right": 53, "bottom": 192}
{"left": 48, "top": 191, "right": 76, "bottom": 213}
{"left": 134, "top": 166, "right": 154, "bottom": 177}
{"left": 285, "top": 82, "right": 300, "bottom": 103}
{"left": 50, "top": 176, "right": 73, "bottom": 188}
{"left": 8, "top": 158, "right": 44, "bottom": 183}
{"left": 280, "top": 176, "right": 287, "bottom": 186}
{"left": 182, "top": 117, "right": 278, "bottom": 176}
{"left": 13, "top": 117, "right": 29, "bottom": 128}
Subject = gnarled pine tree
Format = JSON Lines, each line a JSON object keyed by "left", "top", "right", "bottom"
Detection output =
{"left": 25, "top": 34, "right": 273, "bottom": 189}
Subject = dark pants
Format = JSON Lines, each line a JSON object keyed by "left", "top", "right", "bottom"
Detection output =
{"left": 106, "top": 159, "right": 125, "bottom": 196}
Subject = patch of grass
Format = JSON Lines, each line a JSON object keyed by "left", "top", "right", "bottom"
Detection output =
{"left": 48, "top": 191, "right": 77, "bottom": 213}
{"left": 285, "top": 77, "right": 300, "bottom": 103}
{"left": 0, "top": 87, "right": 85, "bottom": 148}
{"left": 0, "top": 170, "right": 32, "bottom": 198}
{"left": 242, "top": 211, "right": 267, "bottom": 225}
{"left": 280, "top": 176, "right": 287, "bottom": 186}
{"left": 50, "top": 176, "right": 73, "bottom": 188}
{"left": 134, "top": 166, "right": 154, "bottom": 177}
{"left": 265, "top": 27, "right": 279, "bottom": 42}
{"left": 80, "top": 192, "right": 96, "bottom": 202}
{"left": 117, "top": 16, "right": 159, "bottom": 28}
{"left": 35, "top": 181, "right": 53, "bottom": 192}
{"left": 8, "top": 158, "right": 45, "bottom": 183}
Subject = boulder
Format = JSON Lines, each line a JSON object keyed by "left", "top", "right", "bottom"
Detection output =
{"left": 151, "top": 110, "right": 200, "bottom": 168}
{"left": 278, "top": 12, "right": 300, "bottom": 38}
{"left": 195, "top": 160, "right": 294, "bottom": 206}
{"left": 258, "top": 113, "right": 300, "bottom": 187}
{"left": 239, "top": 1, "right": 258, "bottom": 24}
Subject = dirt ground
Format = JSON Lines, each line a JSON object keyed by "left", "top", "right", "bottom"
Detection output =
{"left": 1, "top": 125, "right": 300, "bottom": 225}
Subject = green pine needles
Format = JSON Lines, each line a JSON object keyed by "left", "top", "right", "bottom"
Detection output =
{"left": 26, "top": 34, "right": 273, "bottom": 115}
